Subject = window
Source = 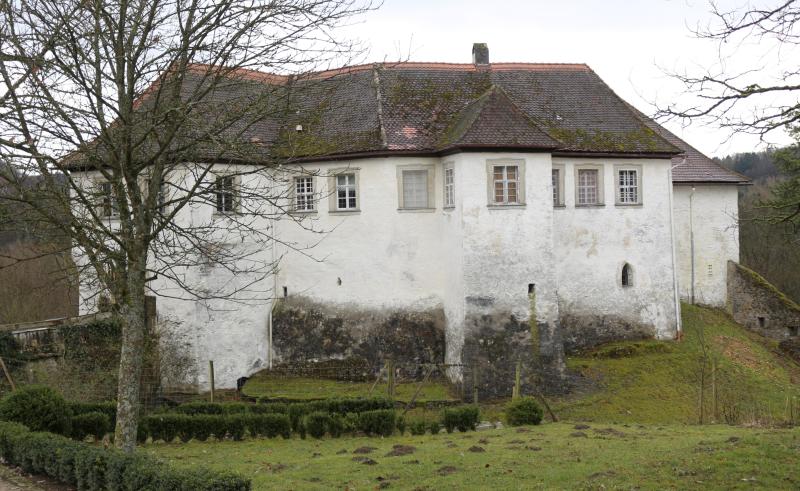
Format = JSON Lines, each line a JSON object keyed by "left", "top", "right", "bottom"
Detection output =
{"left": 485, "top": 160, "right": 526, "bottom": 206}
{"left": 552, "top": 169, "right": 560, "bottom": 205}
{"left": 403, "top": 170, "right": 428, "bottom": 208}
{"left": 444, "top": 165, "right": 455, "bottom": 208}
{"left": 614, "top": 165, "right": 642, "bottom": 205}
{"left": 577, "top": 169, "right": 599, "bottom": 205}
{"left": 397, "top": 165, "right": 434, "bottom": 210}
{"left": 294, "top": 176, "right": 315, "bottom": 212}
{"left": 336, "top": 173, "right": 357, "bottom": 210}
{"left": 99, "top": 182, "right": 119, "bottom": 218}
{"left": 622, "top": 263, "right": 633, "bottom": 287}
{"left": 618, "top": 170, "right": 638, "bottom": 204}
{"left": 215, "top": 175, "right": 237, "bottom": 213}
{"left": 574, "top": 164, "right": 604, "bottom": 206}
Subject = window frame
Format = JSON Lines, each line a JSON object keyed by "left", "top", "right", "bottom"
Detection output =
{"left": 551, "top": 164, "right": 565, "bottom": 207}
{"left": 486, "top": 159, "right": 526, "bottom": 207}
{"left": 443, "top": 162, "right": 455, "bottom": 209}
{"left": 614, "top": 164, "right": 643, "bottom": 206}
{"left": 396, "top": 164, "right": 435, "bottom": 212}
{"left": 214, "top": 174, "right": 240, "bottom": 214}
{"left": 574, "top": 164, "right": 605, "bottom": 207}
{"left": 292, "top": 175, "right": 317, "bottom": 213}
{"left": 96, "top": 180, "right": 120, "bottom": 218}
{"left": 327, "top": 167, "right": 361, "bottom": 213}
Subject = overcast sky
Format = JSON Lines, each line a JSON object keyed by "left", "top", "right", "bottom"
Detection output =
{"left": 340, "top": 0, "right": 795, "bottom": 158}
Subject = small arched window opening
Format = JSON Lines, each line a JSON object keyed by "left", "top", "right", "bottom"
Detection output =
{"left": 621, "top": 263, "right": 633, "bottom": 287}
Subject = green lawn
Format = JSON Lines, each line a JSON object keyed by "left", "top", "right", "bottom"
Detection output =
{"left": 147, "top": 422, "right": 800, "bottom": 490}
{"left": 147, "top": 305, "right": 800, "bottom": 489}
{"left": 554, "top": 304, "right": 800, "bottom": 424}
{"left": 242, "top": 373, "right": 458, "bottom": 403}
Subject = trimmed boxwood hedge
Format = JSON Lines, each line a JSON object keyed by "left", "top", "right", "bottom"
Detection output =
{"left": 141, "top": 413, "right": 291, "bottom": 443}
{"left": 0, "top": 421, "right": 251, "bottom": 490}
{"left": 441, "top": 406, "right": 480, "bottom": 433}
{"left": 0, "top": 386, "right": 72, "bottom": 435}
{"left": 70, "top": 412, "right": 111, "bottom": 441}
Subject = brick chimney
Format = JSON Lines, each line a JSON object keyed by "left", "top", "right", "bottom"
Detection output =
{"left": 472, "top": 43, "right": 489, "bottom": 65}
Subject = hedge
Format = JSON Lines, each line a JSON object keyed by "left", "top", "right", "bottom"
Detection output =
{"left": 70, "top": 412, "right": 111, "bottom": 441}
{"left": 141, "top": 413, "right": 291, "bottom": 443}
{"left": 441, "top": 406, "right": 480, "bottom": 433}
{"left": 0, "top": 386, "right": 72, "bottom": 435}
{"left": 0, "top": 421, "right": 251, "bottom": 490}
{"left": 68, "top": 401, "right": 117, "bottom": 422}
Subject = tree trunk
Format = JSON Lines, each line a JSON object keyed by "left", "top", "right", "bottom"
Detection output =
{"left": 113, "top": 259, "right": 148, "bottom": 453}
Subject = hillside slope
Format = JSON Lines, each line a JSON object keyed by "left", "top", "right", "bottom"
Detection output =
{"left": 555, "top": 304, "right": 800, "bottom": 424}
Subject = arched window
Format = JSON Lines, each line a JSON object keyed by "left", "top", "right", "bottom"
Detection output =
{"left": 621, "top": 263, "right": 633, "bottom": 287}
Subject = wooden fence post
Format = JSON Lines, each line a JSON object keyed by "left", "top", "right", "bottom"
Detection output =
{"left": 209, "top": 360, "right": 215, "bottom": 403}
{"left": 386, "top": 360, "right": 394, "bottom": 399}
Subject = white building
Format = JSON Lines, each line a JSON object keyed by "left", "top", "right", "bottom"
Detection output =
{"left": 74, "top": 45, "right": 748, "bottom": 395}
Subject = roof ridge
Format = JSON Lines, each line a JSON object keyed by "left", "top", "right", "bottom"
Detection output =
{"left": 185, "top": 61, "right": 593, "bottom": 86}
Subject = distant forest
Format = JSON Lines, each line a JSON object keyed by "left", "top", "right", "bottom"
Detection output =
{"left": 715, "top": 150, "right": 800, "bottom": 303}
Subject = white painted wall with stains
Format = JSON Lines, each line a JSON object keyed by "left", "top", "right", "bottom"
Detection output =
{"left": 672, "top": 184, "right": 740, "bottom": 307}
{"left": 72, "top": 154, "right": 737, "bottom": 389}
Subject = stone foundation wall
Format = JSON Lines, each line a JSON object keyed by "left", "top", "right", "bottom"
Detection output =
{"left": 560, "top": 313, "right": 657, "bottom": 353}
{"left": 272, "top": 297, "right": 446, "bottom": 368}
{"left": 727, "top": 261, "right": 800, "bottom": 340}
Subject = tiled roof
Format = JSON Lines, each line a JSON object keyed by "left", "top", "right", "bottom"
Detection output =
{"left": 73, "top": 61, "right": 743, "bottom": 168}
{"left": 626, "top": 104, "right": 749, "bottom": 183}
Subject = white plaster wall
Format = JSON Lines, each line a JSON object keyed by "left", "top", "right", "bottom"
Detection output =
{"left": 672, "top": 184, "right": 740, "bottom": 307}
{"left": 553, "top": 158, "right": 680, "bottom": 339}
{"left": 453, "top": 152, "right": 558, "bottom": 326}
{"left": 72, "top": 153, "right": 690, "bottom": 390}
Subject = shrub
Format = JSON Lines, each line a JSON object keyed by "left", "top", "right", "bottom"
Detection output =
{"left": 0, "top": 386, "right": 72, "bottom": 435}
{"left": 0, "top": 421, "right": 251, "bottom": 490}
{"left": 226, "top": 415, "right": 247, "bottom": 441}
{"left": 304, "top": 412, "right": 330, "bottom": 439}
{"left": 250, "top": 402, "right": 288, "bottom": 415}
{"left": 247, "top": 414, "right": 291, "bottom": 439}
{"left": 505, "top": 397, "right": 543, "bottom": 426}
{"left": 428, "top": 420, "right": 441, "bottom": 435}
{"left": 287, "top": 404, "right": 308, "bottom": 433}
{"left": 396, "top": 415, "right": 406, "bottom": 435}
{"left": 357, "top": 409, "right": 396, "bottom": 437}
{"left": 174, "top": 402, "right": 225, "bottom": 416}
{"left": 328, "top": 415, "right": 345, "bottom": 438}
{"left": 441, "top": 406, "right": 480, "bottom": 433}
{"left": 409, "top": 420, "right": 427, "bottom": 435}
{"left": 70, "top": 412, "right": 111, "bottom": 441}
{"left": 68, "top": 401, "right": 116, "bottom": 427}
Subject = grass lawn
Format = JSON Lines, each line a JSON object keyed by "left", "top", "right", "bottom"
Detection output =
{"left": 146, "top": 422, "right": 800, "bottom": 490}
{"left": 242, "top": 373, "right": 458, "bottom": 403}
{"left": 554, "top": 304, "right": 800, "bottom": 424}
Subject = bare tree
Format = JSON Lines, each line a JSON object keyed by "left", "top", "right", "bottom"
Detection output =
{"left": 656, "top": 1, "right": 800, "bottom": 138}
{"left": 0, "top": 0, "right": 376, "bottom": 452}
{"left": 657, "top": 1, "right": 800, "bottom": 238}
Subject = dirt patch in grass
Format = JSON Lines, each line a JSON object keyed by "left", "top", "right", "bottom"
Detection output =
{"left": 436, "top": 466, "right": 458, "bottom": 476}
{"left": 353, "top": 446, "right": 377, "bottom": 454}
{"left": 467, "top": 446, "right": 485, "bottom": 453}
{"left": 594, "top": 428, "right": 626, "bottom": 438}
{"left": 716, "top": 336, "right": 769, "bottom": 373}
{"left": 352, "top": 457, "right": 378, "bottom": 465}
{"left": 385, "top": 445, "right": 416, "bottom": 457}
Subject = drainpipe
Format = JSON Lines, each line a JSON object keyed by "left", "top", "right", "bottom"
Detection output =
{"left": 668, "top": 160, "right": 684, "bottom": 337}
{"left": 689, "top": 185, "right": 696, "bottom": 305}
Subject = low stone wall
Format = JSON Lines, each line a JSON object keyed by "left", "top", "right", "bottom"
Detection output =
{"left": 272, "top": 297, "right": 446, "bottom": 369}
{"left": 727, "top": 261, "right": 800, "bottom": 340}
{"left": 560, "top": 313, "right": 657, "bottom": 354}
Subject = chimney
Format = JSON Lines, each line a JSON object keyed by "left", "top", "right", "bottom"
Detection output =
{"left": 472, "top": 43, "right": 489, "bottom": 65}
